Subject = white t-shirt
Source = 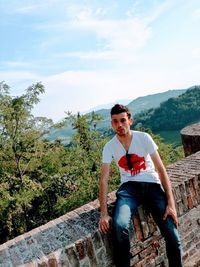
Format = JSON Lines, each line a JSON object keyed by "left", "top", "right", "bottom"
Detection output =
{"left": 102, "top": 130, "right": 160, "bottom": 184}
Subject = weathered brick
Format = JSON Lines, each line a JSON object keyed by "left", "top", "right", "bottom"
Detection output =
{"left": 9, "top": 245, "right": 23, "bottom": 266}
{"left": 80, "top": 258, "right": 91, "bottom": 267}
{"left": 48, "top": 258, "right": 58, "bottom": 267}
{"left": 154, "top": 255, "right": 166, "bottom": 265}
{"left": 59, "top": 249, "right": 71, "bottom": 267}
{"left": 65, "top": 245, "right": 79, "bottom": 267}
{"left": 38, "top": 262, "right": 48, "bottom": 267}
{"left": 75, "top": 240, "right": 85, "bottom": 260}
{"left": 134, "top": 252, "right": 157, "bottom": 267}
{"left": 96, "top": 248, "right": 112, "bottom": 266}
{"left": 101, "top": 233, "right": 113, "bottom": 255}
{"left": 91, "top": 231, "right": 103, "bottom": 251}
{"left": 183, "top": 252, "right": 189, "bottom": 262}
{"left": 132, "top": 215, "right": 143, "bottom": 241}
{"left": 23, "top": 261, "right": 37, "bottom": 267}
{"left": 139, "top": 245, "right": 155, "bottom": 259}
{"left": 141, "top": 221, "right": 150, "bottom": 239}
{"left": 130, "top": 254, "right": 139, "bottom": 266}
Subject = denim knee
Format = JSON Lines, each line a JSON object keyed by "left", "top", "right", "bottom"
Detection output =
{"left": 113, "top": 223, "right": 129, "bottom": 243}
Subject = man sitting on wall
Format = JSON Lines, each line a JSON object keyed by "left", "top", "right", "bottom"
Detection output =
{"left": 98, "top": 104, "right": 182, "bottom": 267}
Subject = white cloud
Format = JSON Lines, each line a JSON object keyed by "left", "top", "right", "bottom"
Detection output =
{"left": 192, "top": 48, "right": 200, "bottom": 59}
{"left": 33, "top": 5, "right": 153, "bottom": 66}
{"left": 0, "top": 71, "right": 43, "bottom": 96}
{"left": 142, "top": 0, "right": 175, "bottom": 24}
{"left": 72, "top": 9, "right": 152, "bottom": 51}
{"left": 15, "top": 4, "right": 42, "bottom": 14}
{"left": 2, "top": 61, "right": 32, "bottom": 68}
{"left": 1, "top": 1, "right": 45, "bottom": 14}
{"left": 193, "top": 8, "right": 200, "bottom": 19}
{"left": 60, "top": 51, "right": 113, "bottom": 60}
{"left": 1, "top": 62, "right": 199, "bottom": 122}
{"left": 51, "top": 1, "right": 175, "bottom": 65}
{"left": 8, "top": 1, "right": 176, "bottom": 68}
{"left": 0, "top": 71, "right": 41, "bottom": 83}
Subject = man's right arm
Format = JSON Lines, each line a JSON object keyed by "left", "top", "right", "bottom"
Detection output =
{"left": 98, "top": 163, "right": 112, "bottom": 233}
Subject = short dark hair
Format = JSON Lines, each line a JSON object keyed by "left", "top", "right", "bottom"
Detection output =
{"left": 111, "top": 104, "right": 131, "bottom": 119}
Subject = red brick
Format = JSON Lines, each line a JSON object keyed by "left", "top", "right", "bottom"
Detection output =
{"left": 86, "top": 236, "right": 95, "bottom": 259}
{"left": 132, "top": 216, "right": 143, "bottom": 241}
{"left": 75, "top": 240, "right": 85, "bottom": 260}
{"left": 134, "top": 252, "right": 157, "bottom": 267}
{"left": 187, "top": 195, "right": 194, "bottom": 209}
{"left": 48, "top": 258, "right": 58, "bottom": 267}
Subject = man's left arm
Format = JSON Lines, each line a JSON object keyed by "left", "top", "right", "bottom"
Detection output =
{"left": 150, "top": 151, "right": 178, "bottom": 227}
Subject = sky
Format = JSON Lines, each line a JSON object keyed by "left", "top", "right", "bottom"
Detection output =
{"left": 0, "top": 0, "right": 200, "bottom": 122}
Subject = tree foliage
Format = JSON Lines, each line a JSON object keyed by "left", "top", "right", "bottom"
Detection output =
{"left": 0, "top": 82, "right": 57, "bottom": 241}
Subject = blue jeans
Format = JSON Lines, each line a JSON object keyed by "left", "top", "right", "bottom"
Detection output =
{"left": 112, "top": 181, "right": 182, "bottom": 267}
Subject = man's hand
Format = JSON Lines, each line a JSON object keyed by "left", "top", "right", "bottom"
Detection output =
{"left": 98, "top": 215, "right": 112, "bottom": 234}
{"left": 163, "top": 205, "right": 179, "bottom": 228}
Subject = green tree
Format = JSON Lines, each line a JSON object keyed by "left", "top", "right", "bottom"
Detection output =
{"left": 0, "top": 82, "right": 54, "bottom": 241}
{"left": 54, "top": 111, "right": 109, "bottom": 214}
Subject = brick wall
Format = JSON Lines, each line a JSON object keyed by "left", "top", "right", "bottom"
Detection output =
{"left": 181, "top": 122, "right": 200, "bottom": 157}
{"left": 1, "top": 129, "right": 200, "bottom": 267}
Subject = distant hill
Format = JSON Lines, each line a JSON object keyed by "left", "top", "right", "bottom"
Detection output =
{"left": 84, "top": 99, "right": 131, "bottom": 113}
{"left": 48, "top": 88, "right": 187, "bottom": 143}
{"left": 127, "top": 89, "right": 187, "bottom": 115}
{"left": 91, "top": 89, "right": 187, "bottom": 130}
{"left": 48, "top": 126, "right": 75, "bottom": 144}
{"left": 135, "top": 85, "right": 200, "bottom": 131}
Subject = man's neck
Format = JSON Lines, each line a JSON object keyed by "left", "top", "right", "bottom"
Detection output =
{"left": 116, "top": 130, "right": 133, "bottom": 151}
{"left": 117, "top": 130, "right": 132, "bottom": 140}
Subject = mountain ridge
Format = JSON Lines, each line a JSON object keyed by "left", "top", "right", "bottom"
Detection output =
{"left": 48, "top": 88, "right": 187, "bottom": 142}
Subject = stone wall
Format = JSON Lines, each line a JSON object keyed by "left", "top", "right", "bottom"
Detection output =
{"left": 181, "top": 122, "right": 200, "bottom": 157}
{"left": 1, "top": 128, "right": 200, "bottom": 267}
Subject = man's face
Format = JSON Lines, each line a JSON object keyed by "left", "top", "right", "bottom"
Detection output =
{"left": 111, "top": 112, "right": 133, "bottom": 136}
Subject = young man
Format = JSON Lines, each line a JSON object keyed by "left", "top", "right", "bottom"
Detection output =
{"left": 98, "top": 104, "right": 182, "bottom": 267}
